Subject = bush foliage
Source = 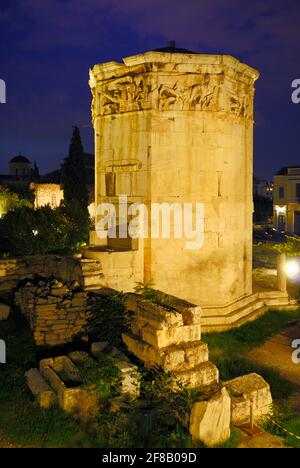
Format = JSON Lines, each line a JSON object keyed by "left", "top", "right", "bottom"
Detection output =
{"left": 0, "top": 205, "right": 84, "bottom": 256}
{"left": 0, "top": 186, "right": 32, "bottom": 218}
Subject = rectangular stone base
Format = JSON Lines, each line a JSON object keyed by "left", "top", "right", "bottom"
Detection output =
{"left": 123, "top": 333, "right": 209, "bottom": 372}
{"left": 174, "top": 361, "right": 219, "bottom": 388}
{"left": 201, "top": 291, "right": 293, "bottom": 333}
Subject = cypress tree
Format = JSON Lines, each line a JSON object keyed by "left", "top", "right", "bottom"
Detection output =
{"left": 31, "top": 161, "right": 40, "bottom": 182}
{"left": 62, "top": 126, "right": 88, "bottom": 206}
{"left": 62, "top": 126, "right": 90, "bottom": 244}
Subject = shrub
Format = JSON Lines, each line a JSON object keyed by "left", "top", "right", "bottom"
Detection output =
{"left": 75, "top": 354, "right": 122, "bottom": 404}
{"left": 88, "top": 292, "right": 128, "bottom": 348}
{"left": 0, "top": 186, "right": 32, "bottom": 218}
{"left": 272, "top": 235, "right": 300, "bottom": 255}
{"left": 0, "top": 205, "right": 85, "bottom": 256}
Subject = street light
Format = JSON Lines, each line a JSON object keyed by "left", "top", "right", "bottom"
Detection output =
{"left": 285, "top": 259, "right": 300, "bottom": 279}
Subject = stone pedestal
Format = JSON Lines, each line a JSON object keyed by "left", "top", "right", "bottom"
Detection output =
{"left": 277, "top": 253, "right": 287, "bottom": 293}
{"left": 122, "top": 292, "right": 219, "bottom": 388}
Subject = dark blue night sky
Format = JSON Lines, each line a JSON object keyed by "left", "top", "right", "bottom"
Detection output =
{"left": 0, "top": 0, "right": 300, "bottom": 179}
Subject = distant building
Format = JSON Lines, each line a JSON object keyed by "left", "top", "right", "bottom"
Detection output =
{"left": 0, "top": 154, "right": 32, "bottom": 186}
{"left": 30, "top": 152, "right": 95, "bottom": 216}
{"left": 0, "top": 151, "right": 95, "bottom": 216}
{"left": 9, "top": 155, "right": 31, "bottom": 178}
{"left": 273, "top": 166, "right": 300, "bottom": 233}
{"left": 30, "top": 183, "right": 64, "bottom": 209}
{"left": 253, "top": 176, "right": 273, "bottom": 199}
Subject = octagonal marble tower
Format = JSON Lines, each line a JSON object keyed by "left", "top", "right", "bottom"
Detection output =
{"left": 89, "top": 47, "right": 259, "bottom": 318}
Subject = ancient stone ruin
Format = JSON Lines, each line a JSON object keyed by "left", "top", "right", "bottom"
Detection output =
{"left": 123, "top": 292, "right": 219, "bottom": 388}
{"left": 26, "top": 344, "right": 140, "bottom": 421}
{"left": 0, "top": 47, "right": 281, "bottom": 447}
{"left": 87, "top": 49, "right": 260, "bottom": 329}
{"left": 122, "top": 290, "right": 273, "bottom": 445}
{"left": 15, "top": 278, "right": 89, "bottom": 346}
{"left": 22, "top": 285, "right": 273, "bottom": 446}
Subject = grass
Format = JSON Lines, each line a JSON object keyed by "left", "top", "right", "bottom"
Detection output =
{"left": 0, "top": 310, "right": 84, "bottom": 447}
{"left": 211, "top": 355, "right": 295, "bottom": 399}
{"left": 253, "top": 242, "right": 277, "bottom": 268}
{"left": 203, "top": 309, "right": 300, "bottom": 400}
{"left": 2, "top": 300, "right": 299, "bottom": 447}
{"left": 204, "top": 309, "right": 300, "bottom": 355}
{"left": 0, "top": 309, "right": 201, "bottom": 448}
{"left": 261, "top": 404, "right": 300, "bottom": 449}
{"left": 75, "top": 353, "right": 122, "bottom": 403}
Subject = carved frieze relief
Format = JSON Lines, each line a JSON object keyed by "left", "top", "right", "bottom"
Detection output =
{"left": 95, "top": 71, "right": 254, "bottom": 119}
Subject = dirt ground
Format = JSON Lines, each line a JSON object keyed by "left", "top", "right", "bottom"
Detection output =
{"left": 248, "top": 323, "right": 300, "bottom": 411}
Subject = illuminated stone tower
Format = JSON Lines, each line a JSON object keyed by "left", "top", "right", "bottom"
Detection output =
{"left": 89, "top": 47, "right": 260, "bottom": 325}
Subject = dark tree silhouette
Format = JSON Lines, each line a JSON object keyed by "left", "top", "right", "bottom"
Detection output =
{"left": 61, "top": 127, "right": 90, "bottom": 244}
{"left": 31, "top": 161, "right": 40, "bottom": 182}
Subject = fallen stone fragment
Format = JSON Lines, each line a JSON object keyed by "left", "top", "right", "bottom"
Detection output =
{"left": 91, "top": 341, "right": 110, "bottom": 357}
{"left": 225, "top": 373, "right": 273, "bottom": 425}
{"left": 189, "top": 387, "right": 231, "bottom": 447}
{"left": 25, "top": 368, "right": 56, "bottom": 409}
{"left": 0, "top": 303, "right": 10, "bottom": 320}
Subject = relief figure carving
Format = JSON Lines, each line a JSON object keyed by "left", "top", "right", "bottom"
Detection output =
{"left": 228, "top": 92, "right": 252, "bottom": 118}
{"left": 99, "top": 75, "right": 150, "bottom": 115}
{"left": 158, "top": 75, "right": 219, "bottom": 111}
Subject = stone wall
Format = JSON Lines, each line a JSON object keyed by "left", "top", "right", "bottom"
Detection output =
{"left": 0, "top": 255, "right": 104, "bottom": 297}
{"left": 15, "top": 279, "right": 89, "bottom": 346}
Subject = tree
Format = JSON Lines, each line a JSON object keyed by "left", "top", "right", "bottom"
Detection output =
{"left": 0, "top": 205, "right": 74, "bottom": 256}
{"left": 0, "top": 186, "right": 32, "bottom": 218}
{"left": 61, "top": 127, "right": 90, "bottom": 243}
{"left": 31, "top": 161, "right": 40, "bottom": 182}
{"left": 253, "top": 195, "right": 273, "bottom": 224}
{"left": 8, "top": 183, "right": 35, "bottom": 204}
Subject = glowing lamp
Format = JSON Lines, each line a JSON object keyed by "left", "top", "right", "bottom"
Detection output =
{"left": 275, "top": 206, "right": 286, "bottom": 214}
{"left": 285, "top": 260, "right": 300, "bottom": 279}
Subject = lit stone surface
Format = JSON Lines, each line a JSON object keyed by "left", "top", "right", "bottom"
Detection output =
{"left": 0, "top": 255, "right": 104, "bottom": 295}
{"left": 30, "top": 183, "right": 64, "bottom": 209}
{"left": 141, "top": 323, "right": 201, "bottom": 349}
{"left": 39, "top": 356, "right": 99, "bottom": 419}
{"left": 25, "top": 368, "right": 56, "bottom": 409}
{"left": 89, "top": 51, "right": 259, "bottom": 313}
{"left": 92, "top": 342, "right": 140, "bottom": 397}
{"left": 189, "top": 387, "right": 231, "bottom": 447}
{"left": 225, "top": 373, "right": 273, "bottom": 424}
{"left": 123, "top": 291, "right": 218, "bottom": 388}
{"left": 15, "top": 278, "right": 90, "bottom": 346}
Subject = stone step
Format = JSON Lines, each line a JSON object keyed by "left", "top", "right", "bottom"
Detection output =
{"left": 260, "top": 295, "right": 291, "bottom": 307}
{"left": 173, "top": 361, "right": 219, "bottom": 388}
{"left": 80, "top": 264, "right": 102, "bottom": 275}
{"left": 202, "top": 304, "right": 268, "bottom": 333}
{"left": 201, "top": 293, "right": 259, "bottom": 318}
{"left": 123, "top": 333, "right": 210, "bottom": 371}
{"left": 81, "top": 274, "right": 104, "bottom": 289}
{"left": 202, "top": 298, "right": 265, "bottom": 328}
